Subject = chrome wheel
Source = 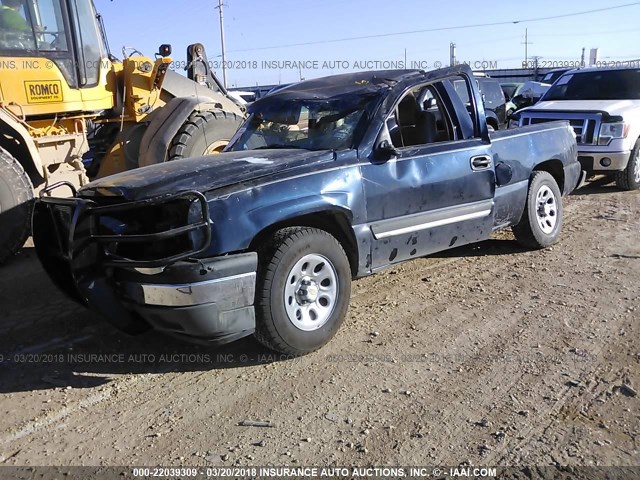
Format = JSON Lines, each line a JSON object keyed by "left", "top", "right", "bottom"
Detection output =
{"left": 535, "top": 185, "right": 558, "bottom": 234}
{"left": 284, "top": 253, "right": 338, "bottom": 331}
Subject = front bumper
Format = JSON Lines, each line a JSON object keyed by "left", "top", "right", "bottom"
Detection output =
{"left": 118, "top": 254, "right": 257, "bottom": 344}
{"left": 578, "top": 151, "right": 630, "bottom": 173}
{"left": 32, "top": 189, "right": 257, "bottom": 345}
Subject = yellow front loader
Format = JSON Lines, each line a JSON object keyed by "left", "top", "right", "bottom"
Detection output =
{"left": 0, "top": 0, "right": 245, "bottom": 263}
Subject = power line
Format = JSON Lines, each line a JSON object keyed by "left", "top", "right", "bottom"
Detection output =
{"left": 226, "top": 2, "right": 640, "bottom": 54}
{"left": 530, "top": 27, "right": 640, "bottom": 37}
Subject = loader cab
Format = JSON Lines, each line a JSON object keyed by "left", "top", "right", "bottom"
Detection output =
{"left": 0, "top": 0, "right": 108, "bottom": 88}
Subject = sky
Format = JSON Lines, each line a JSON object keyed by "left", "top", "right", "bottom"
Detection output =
{"left": 94, "top": 0, "right": 640, "bottom": 88}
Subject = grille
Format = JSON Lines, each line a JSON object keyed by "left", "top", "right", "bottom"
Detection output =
{"left": 520, "top": 112, "right": 602, "bottom": 145}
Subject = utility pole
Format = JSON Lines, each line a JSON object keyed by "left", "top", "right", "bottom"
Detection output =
{"left": 521, "top": 28, "right": 533, "bottom": 67}
{"left": 531, "top": 55, "right": 542, "bottom": 81}
{"left": 580, "top": 47, "right": 586, "bottom": 67}
{"left": 216, "top": 0, "right": 227, "bottom": 89}
{"left": 449, "top": 42, "right": 456, "bottom": 66}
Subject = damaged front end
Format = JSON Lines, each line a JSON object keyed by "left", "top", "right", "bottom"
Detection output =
{"left": 32, "top": 182, "right": 257, "bottom": 344}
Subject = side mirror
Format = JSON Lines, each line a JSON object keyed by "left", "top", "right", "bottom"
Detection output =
{"left": 377, "top": 139, "right": 400, "bottom": 159}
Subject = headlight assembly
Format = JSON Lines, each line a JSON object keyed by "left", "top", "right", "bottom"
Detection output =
{"left": 598, "top": 122, "right": 628, "bottom": 146}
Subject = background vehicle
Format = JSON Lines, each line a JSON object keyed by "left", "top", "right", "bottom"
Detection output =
{"left": 501, "top": 82, "right": 524, "bottom": 117}
{"left": 454, "top": 76, "right": 507, "bottom": 130}
{"left": 228, "top": 90, "right": 257, "bottom": 105}
{"left": 501, "top": 82, "right": 524, "bottom": 102}
{"left": 507, "top": 81, "right": 552, "bottom": 117}
{"left": 32, "top": 65, "right": 582, "bottom": 356}
{"left": 0, "top": 0, "right": 245, "bottom": 263}
{"left": 517, "top": 67, "right": 640, "bottom": 190}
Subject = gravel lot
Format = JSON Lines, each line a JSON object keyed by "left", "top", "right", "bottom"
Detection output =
{"left": 0, "top": 180, "right": 638, "bottom": 469}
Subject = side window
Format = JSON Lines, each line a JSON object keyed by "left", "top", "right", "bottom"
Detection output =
{"left": 387, "top": 84, "right": 455, "bottom": 149}
{"left": 71, "top": 0, "right": 105, "bottom": 86}
{"left": 447, "top": 76, "right": 481, "bottom": 138}
{"left": 480, "top": 80, "right": 505, "bottom": 109}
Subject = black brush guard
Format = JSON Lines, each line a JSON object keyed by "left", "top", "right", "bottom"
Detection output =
{"left": 33, "top": 182, "right": 211, "bottom": 304}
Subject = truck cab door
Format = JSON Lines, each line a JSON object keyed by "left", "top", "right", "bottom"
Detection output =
{"left": 360, "top": 77, "right": 496, "bottom": 271}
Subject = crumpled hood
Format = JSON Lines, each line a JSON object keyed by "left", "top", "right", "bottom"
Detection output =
{"left": 80, "top": 149, "right": 335, "bottom": 200}
{"left": 525, "top": 100, "right": 640, "bottom": 117}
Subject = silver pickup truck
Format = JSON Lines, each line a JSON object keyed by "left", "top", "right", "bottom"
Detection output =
{"left": 517, "top": 66, "right": 640, "bottom": 190}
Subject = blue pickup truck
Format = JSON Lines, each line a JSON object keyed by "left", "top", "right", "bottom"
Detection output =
{"left": 33, "top": 65, "right": 582, "bottom": 355}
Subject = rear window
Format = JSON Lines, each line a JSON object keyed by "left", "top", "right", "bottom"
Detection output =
{"left": 543, "top": 69, "right": 640, "bottom": 100}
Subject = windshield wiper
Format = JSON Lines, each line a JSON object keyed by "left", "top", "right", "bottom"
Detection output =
{"left": 254, "top": 144, "right": 307, "bottom": 150}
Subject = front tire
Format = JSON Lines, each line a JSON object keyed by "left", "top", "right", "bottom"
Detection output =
{"left": 615, "top": 139, "right": 640, "bottom": 191}
{"left": 0, "top": 147, "right": 34, "bottom": 264}
{"left": 254, "top": 227, "right": 352, "bottom": 356}
{"left": 513, "top": 171, "right": 563, "bottom": 249}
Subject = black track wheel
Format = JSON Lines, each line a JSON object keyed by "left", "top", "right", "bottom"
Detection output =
{"left": 168, "top": 110, "right": 242, "bottom": 159}
{"left": 254, "top": 227, "right": 352, "bottom": 356}
{"left": 513, "top": 171, "right": 563, "bottom": 249}
{"left": 0, "top": 147, "right": 34, "bottom": 264}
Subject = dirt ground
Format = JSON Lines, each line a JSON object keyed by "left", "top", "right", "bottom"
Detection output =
{"left": 0, "top": 180, "right": 638, "bottom": 470}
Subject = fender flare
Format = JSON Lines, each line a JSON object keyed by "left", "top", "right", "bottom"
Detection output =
{"left": 138, "top": 96, "right": 229, "bottom": 168}
{"left": 0, "top": 108, "right": 43, "bottom": 177}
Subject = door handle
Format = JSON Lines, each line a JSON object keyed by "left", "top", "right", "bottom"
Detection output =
{"left": 470, "top": 155, "right": 492, "bottom": 171}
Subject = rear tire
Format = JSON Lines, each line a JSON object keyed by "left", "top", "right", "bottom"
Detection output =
{"left": 615, "top": 139, "right": 640, "bottom": 191}
{"left": 0, "top": 147, "right": 34, "bottom": 264}
{"left": 168, "top": 110, "right": 242, "bottom": 159}
{"left": 254, "top": 227, "right": 352, "bottom": 356}
{"left": 513, "top": 171, "right": 563, "bottom": 249}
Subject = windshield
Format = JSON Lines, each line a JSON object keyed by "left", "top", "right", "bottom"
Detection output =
{"left": 226, "top": 93, "right": 379, "bottom": 152}
{"left": 541, "top": 70, "right": 568, "bottom": 84}
{"left": 0, "top": 0, "right": 68, "bottom": 51}
{"left": 543, "top": 69, "right": 640, "bottom": 101}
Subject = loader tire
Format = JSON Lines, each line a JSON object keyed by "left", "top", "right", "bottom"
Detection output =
{"left": 168, "top": 110, "right": 242, "bottom": 159}
{"left": 0, "top": 147, "right": 34, "bottom": 264}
